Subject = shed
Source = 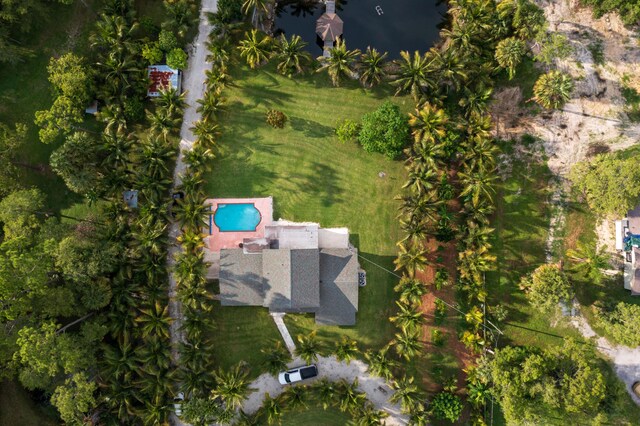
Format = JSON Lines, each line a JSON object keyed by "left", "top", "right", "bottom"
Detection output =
{"left": 147, "top": 65, "right": 181, "bottom": 97}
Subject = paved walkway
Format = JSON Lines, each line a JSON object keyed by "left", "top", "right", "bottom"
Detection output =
{"left": 270, "top": 313, "right": 296, "bottom": 355}
{"left": 168, "top": 1, "right": 218, "bottom": 425}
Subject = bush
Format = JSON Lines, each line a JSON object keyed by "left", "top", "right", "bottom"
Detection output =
{"left": 431, "top": 329, "right": 445, "bottom": 346}
{"left": 266, "top": 109, "right": 287, "bottom": 128}
{"left": 215, "top": 0, "right": 243, "bottom": 24}
{"left": 595, "top": 302, "right": 640, "bottom": 347}
{"left": 142, "top": 42, "right": 163, "bottom": 64}
{"left": 334, "top": 119, "right": 360, "bottom": 143}
{"left": 434, "top": 269, "right": 449, "bottom": 290}
{"left": 357, "top": 101, "right": 409, "bottom": 159}
{"left": 158, "top": 29, "right": 178, "bottom": 52}
{"left": 430, "top": 391, "right": 462, "bottom": 422}
{"left": 434, "top": 299, "right": 447, "bottom": 325}
{"left": 123, "top": 97, "right": 145, "bottom": 122}
{"left": 519, "top": 264, "right": 574, "bottom": 312}
{"left": 167, "top": 48, "right": 188, "bottom": 70}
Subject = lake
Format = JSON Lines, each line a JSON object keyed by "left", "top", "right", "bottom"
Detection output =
{"left": 274, "top": 0, "right": 448, "bottom": 59}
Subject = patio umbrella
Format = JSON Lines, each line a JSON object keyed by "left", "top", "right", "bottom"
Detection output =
{"left": 316, "top": 12, "right": 344, "bottom": 42}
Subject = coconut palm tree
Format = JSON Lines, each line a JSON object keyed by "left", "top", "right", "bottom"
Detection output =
{"left": 141, "top": 392, "right": 171, "bottom": 426}
{"left": 392, "top": 50, "right": 435, "bottom": 101}
{"left": 399, "top": 215, "right": 429, "bottom": 246}
{"left": 235, "top": 410, "right": 261, "bottom": 426}
{"left": 172, "top": 197, "right": 211, "bottom": 231}
{"left": 154, "top": 86, "right": 187, "bottom": 117}
{"left": 295, "top": 331, "right": 320, "bottom": 364}
{"left": 358, "top": 47, "right": 388, "bottom": 88}
{"left": 394, "top": 242, "right": 430, "bottom": 278}
{"left": 389, "top": 375, "right": 424, "bottom": 414}
{"left": 212, "top": 363, "right": 253, "bottom": 410}
{"left": 102, "top": 337, "right": 139, "bottom": 381}
{"left": 261, "top": 341, "right": 290, "bottom": 376}
{"left": 135, "top": 300, "right": 172, "bottom": 339}
{"left": 196, "top": 90, "right": 226, "bottom": 123}
{"left": 432, "top": 47, "right": 469, "bottom": 93}
{"left": 402, "top": 164, "right": 438, "bottom": 197}
{"left": 281, "top": 385, "right": 307, "bottom": 409}
{"left": 316, "top": 38, "right": 360, "bottom": 87}
{"left": 349, "top": 402, "right": 388, "bottom": 426}
{"left": 274, "top": 34, "right": 311, "bottom": 77}
{"left": 532, "top": 70, "right": 574, "bottom": 109}
{"left": 495, "top": 37, "right": 526, "bottom": 80}
{"left": 459, "top": 85, "right": 493, "bottom": 118}
{"left": 364, "top": 346, "right": 398, "bottom": 381}
{"left": 458, "top": 168, "right": 496, "bottom": 208}
{"left": 135, "top": 335, "right": 171, "bottom": 371}
{"left": 315, "top": 378, "right": 338, "bottom": 410}
{"left": 408, "top": 102, "right": 448, "bottom": 144}
{"left": 407, "top": 140, "right": 446, "bottom": 171}
{"left": 191, "top": 119, "right": 221, "bottom": 150}
{"left": 394, "top": 276, "right": 428, "bottom": 306}
{"left": 334, "top": 336, "right": 359, "bottom": 364}
{"left": 261, "top": 392, "right": 283, "bottom": 425}
{"left": 392, "top": 329, "right": 421, "bottom": 361}
{"left": 337, "top": 379, "right": 366, "bottom": 414}
{"left": 566, "top": 241, "right": 609, "bottom": 283}
{"left": 461, "top": 135, "right": 498, "bottom": 174}
{"left": 242, "top": 0, "right": 270, "bottom": 27}
{"left": 390, "top": 301, "right": 424, "bottom": 333}
{"left": 238, "top": 29, "right": 272, "bottom": 69}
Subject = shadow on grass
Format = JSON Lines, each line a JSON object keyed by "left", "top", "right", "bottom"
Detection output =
{"left": 289, "top": 116, "right": 333, "bottom": 138}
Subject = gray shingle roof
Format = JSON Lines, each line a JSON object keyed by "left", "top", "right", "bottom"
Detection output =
{"left": 316, "top": 248, "right": 359, "bottom": 326}
{"left": 219, "top": 249, "right": 265, "bottom": 306}
{"left": 291, "top": 249, "right": 320, "bottom": 309}
{"left": 262, "top": 249, "right": 292, "bottom": 310}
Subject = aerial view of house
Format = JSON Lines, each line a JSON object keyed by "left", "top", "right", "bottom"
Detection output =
{"left": 1, "top": 0, "right": 639, "bottom": 425}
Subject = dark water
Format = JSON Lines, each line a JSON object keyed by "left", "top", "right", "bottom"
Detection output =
{"left": 274, "top": 0, "right": 448, "bottom": 59}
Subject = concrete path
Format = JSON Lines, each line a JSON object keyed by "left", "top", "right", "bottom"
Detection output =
{"left": 168, "top": 1, "right": 218, "bottom": 425}
{"left": 270, "top": 313, "right": 296, "bottom": 355}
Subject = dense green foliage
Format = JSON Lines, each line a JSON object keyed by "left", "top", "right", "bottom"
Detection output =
{"left": 519, "top": 264, "right": 574, "bottom": 312}
{"left": 532, "top": 70, "right": 574, "bottom": 109}
{"left": 430, "top": 391, "right": 463, "bottom": 422}
{"left": 334, "top": 119, "right": 360, "bottom": 143}
{"left": 579, "top": 0, "right": 640, "bottom": 25}
{"left": 358, "top": 101, "right": 409, "bottom": 159}
{"left": 570, "top": 152, "right": 640, "bottom": 216}
{"left": 594, "top": 302, "right": 640, "bottom": 347}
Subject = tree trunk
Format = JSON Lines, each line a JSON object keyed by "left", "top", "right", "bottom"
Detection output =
{"left": 57, "top": 313, "right": 94, "bottom": 334}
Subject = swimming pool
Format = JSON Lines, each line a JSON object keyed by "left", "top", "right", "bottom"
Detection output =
{"left": 214, "top": 203, "right": 262, "bottom": 232}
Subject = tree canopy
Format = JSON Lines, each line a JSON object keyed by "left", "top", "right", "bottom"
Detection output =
{"left": 358, "top": 101, "right": 410, "bottom": 159}
{"left": 519, "top": 264, "right": 574, "bottom": 312}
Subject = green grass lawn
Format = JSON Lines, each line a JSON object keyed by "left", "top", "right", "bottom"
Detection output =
{"left": 0, "top": 381, "right": 57, "bottom": 426}
{"left": 252, "top": 392, "right": 353, "bottom": 425}
{"left": 205, "top": 65, "right": 410, "bottom": 368}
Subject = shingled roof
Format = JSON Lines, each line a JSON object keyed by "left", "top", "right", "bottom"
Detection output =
{"left": 316, "top": 248, "right": 359, "bottom": 325}
{"left": 219, "top": 249, "right": 265, "bottom": 306}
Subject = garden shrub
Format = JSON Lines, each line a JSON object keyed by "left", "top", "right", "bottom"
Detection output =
{"left": 167, "top": 48, "right": 188, "bottom": 70}
{"left": 142, "top": 42, "right": 163, "bottom": 64}
{"left": 519, "top": 264, "right": 574, "bottom": 312}
{"left": 431, "top": 329, "right": 445, "bottom": 346}
{"left": 334, "top": 119, "right": 360, "bottom": 143}
{"left": 266, "top": 109, "right": 287, "bottom": 128}
{"left": 431, "top": 391, "right": 463, "bottom": 422}
{"left": 434, "top": 269, "right": 449, "bottom": 290}
{"left": 594, "top": 302, "right": 640, "bottom": 347}
{"left": 158, "top": 29, "right": 178, "bottom": 52}
{"left": 358, "top": 100, "right": 409, "bottom": 159}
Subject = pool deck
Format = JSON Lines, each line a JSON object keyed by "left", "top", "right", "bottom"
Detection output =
{"left": 204, "top": 197, "right": 274, "bottom": 252}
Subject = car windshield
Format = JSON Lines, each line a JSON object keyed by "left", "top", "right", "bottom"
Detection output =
{"left": 284, "top": 373, "right": 291, "bottom": 383}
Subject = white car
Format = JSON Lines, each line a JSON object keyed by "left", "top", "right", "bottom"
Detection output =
{"left": 173, "top": 392, "right": 185, "bottom": 417}
{"left": 278, "top": 364, "right": 318, "bottom": 385}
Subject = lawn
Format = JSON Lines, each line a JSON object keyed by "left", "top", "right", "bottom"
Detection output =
{"left": 253, "top": 392, "right": 353, "bottom": 425}
{"left": 0, "top": 381, "right": 57, "bottom": 426}
{"left": 205, "top": 65, "right": 410, "bottom": 368}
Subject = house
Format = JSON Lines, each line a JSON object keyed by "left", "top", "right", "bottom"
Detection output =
{"left": 615, "top": 204, "right": 640, "bottom": 295}
{"left": 147, "top": 65, "right": 181, "bottom": 97}
{"left": 209, "top": 197, "right": 363, "bottom": 325}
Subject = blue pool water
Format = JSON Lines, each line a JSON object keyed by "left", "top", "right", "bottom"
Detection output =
{"left": 214, "top": 203, "right": 261, "bottom": 232}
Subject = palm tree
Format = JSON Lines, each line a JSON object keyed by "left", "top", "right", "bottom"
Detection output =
{"left": 402, "top": 163, "right": 437, "bottom": 198}
{"left": 212, "top": 363, "right": 253, "bottom": 410}
{"left": 135, "top": 300, "right": 172, "bottom": 339}
{"left": 364, "top": 346, "right": 398, "bottom": 381}
{"left": 196, "top": 90, "right": 226, "bottom": 122}
{"left": 566, "top": 241, "right": 609, "bottom": 283}
{"left": 394, "top": 242, "right": 429, "bottom": 278}
{"left": 102, "top": 337, "right": 139, "bottom": 381}
{"left": 408, "top": 102, "right": 448, "bottom": 144}
{"left": 334, "top": 337, "right": 359, "bottom": 364}
{"left": 261, "top": 341, "right": 290, "bottom": 376}
{"left": 349, "top": 402, "right": 388, "bottom": 425}
{"left": 141, "top": 392, "right": 171, "bottom": 426}
{"left": 458, "top": 168, "right": 496, "bottom": 208}
{"left": 389, "top": 375, "right": 424, "bottom": 414}
{"left": 392, "top": 50, "right": 435, "bottom": 101}
{"left": 238, "top": 29, "right": 272, "bottom": 69}
{"left": 459, "top": 85, "right": 493, "bottom": 118}
{"left": 172, "top": 197, "right": 211, "bottom": 232}
{"left": 532, "top": 70, "right": 574, "bottom": 109}
{"left": 358, "top": 47, "right": 388, "bottom": 88}
{"left": 392, "top": 329, "right": 421, "bottom": 361}
{"left": 337, "top": 379, "right": 366, "bottom": 414}
{"left": 261, "top": 392, "right": 282, "bottom": 425}
{"left": 316, "top": 38, "right": 360, "bottom": 87}
{"left": 154, "top": 86, "right": 187, "bottom": 117}
{"left": 295, "top": 331, "right": 320, "bottom": 364}
{"left": 389, "top": 301, "right": 424, "bottom": 333}
{"left": 242, "top": 0, "right": 270, "bottom": 27}
{"left": 315, "top": 378, "right": 338, "bottom": 410}
{"left": 394, "top": 276, "right": 428, "bottom": 306}
{"left": 191, "top": 120, "right": 221, "bottom": 150}
{"left": 461, "top": 135, "right": 498, "bottom": 174}
{"left": 495, "top": 37, "right": 526, "bottom": 80}
{"left": 274, "top": 34, "right": 311, "bottom": 77}
{"left": 184, "top": 145, "right": 215, "bottom": 172}
{"left": 135, "top": 335, "right": 171, "bottom": 371}
{"left": 281, "top": 385, "right": 307, "bottom": 409}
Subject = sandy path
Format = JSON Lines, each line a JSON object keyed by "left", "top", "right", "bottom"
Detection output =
{"left": 242, "top": 355, "right": 409, "bottom": 425}
{"left": 168, "top": 1, "right": 217, "bottom": 425}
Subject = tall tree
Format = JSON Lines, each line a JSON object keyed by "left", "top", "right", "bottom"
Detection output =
{"left": 532, "top": 70, "right": 574, "bottom": 109}
{"left": 274, "top": 34, "right": 311, "bottom": 77}
{"left": 316, "top": 38, "right": 360, "bottom": 87}
{"left": 392, "top": 50, "right": 435, "bottom": 100}
{"left": 358, "top": 47, "right": 388, "bottom": 88}
{"left": 238, "top": 29, "right": 272, "bottom": 69}
{"left": 212, "top": 363, "right": 253, "bottom": 410}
